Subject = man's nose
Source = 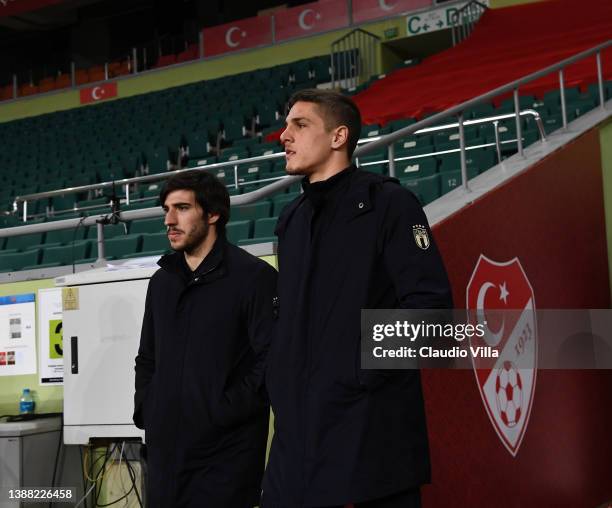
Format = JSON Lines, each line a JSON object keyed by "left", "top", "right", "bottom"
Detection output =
{"left": 164, "top": 209, "right": 177, "bottom": 226}
{"left": 280, "top": 126, "right": 290, "bottom": 144}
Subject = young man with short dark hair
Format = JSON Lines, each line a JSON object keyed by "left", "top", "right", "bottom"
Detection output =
{"left": 263, "top": 89, "right": 453, "bottom": 507}
{"left": 133, "top": 171, "right": 277, "bottom": 508}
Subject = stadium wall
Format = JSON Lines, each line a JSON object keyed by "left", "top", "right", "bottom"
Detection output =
{"left": 422, "top": 126, "right": 611, "bottom": 506}
{"left": 600, "top": 118, "right": 612, "bottom": 302}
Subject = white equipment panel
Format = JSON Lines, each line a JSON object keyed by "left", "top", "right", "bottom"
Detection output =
{"left": 57, "top": 261, "right": 157, "bottom": 444}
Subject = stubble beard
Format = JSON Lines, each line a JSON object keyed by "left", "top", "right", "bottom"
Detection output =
{"left": 170, "top": 221, "right": 209, "bottom": 254}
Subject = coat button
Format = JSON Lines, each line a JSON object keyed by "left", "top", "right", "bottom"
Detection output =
{"left": 194, "top": 277, "right": 199, "bottom": 282}
{"left": 358, "top": 202, "right": 365, "bottom": 209}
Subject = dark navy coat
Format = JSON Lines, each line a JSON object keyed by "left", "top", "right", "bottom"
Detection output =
{"left": 263, "top": 168, "right": 452, "bottom": 507}
{"left": 134, "top": 239, "right": 277, "bottom": 508}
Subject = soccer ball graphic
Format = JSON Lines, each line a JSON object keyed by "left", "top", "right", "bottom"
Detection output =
{"left": 495, "top": 361, "right": 523, "bottom": 427}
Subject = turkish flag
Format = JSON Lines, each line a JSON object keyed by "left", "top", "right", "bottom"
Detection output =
{"left": 274, "top": 0, "right": 349, "bottom": 42}
{"left": 352, "top": 0, "right": 430, "bottom": 24}
{"left": 79, "top": 82, "right": 118, "bottom": 104}
{"left": 203, "top": 16, "right": 273, "bottom": 57}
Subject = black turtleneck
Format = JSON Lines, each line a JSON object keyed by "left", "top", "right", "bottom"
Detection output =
{"left": 301, "top": 165, "right": 356, "bottom": 212}
{"left": 301, "top": 165, "right": 356, "bottom": 246}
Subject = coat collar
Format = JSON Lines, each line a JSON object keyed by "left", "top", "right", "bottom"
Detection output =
{"left": 158, "top": 236, "right": 226, "bottom": 284}
{"left": 275, "top": 168, "right": 399, "bottom": 236}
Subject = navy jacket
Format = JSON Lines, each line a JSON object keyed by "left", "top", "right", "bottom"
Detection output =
{"left": 134, "top": 239, "right": 277, "bottom": 508}
{"left": 264, "top": 168, "right": 452, "bottom": 507}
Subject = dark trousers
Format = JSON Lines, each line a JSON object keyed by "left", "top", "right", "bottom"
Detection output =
{"left": 262, "top": 488, "right": 421, "bottom": 508}
{"left": 334, "top": 488, "right": 421, "bottom": 508}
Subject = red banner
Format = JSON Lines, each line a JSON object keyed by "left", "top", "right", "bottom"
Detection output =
{"left": 274, "top": 0, "right": 349, "bottom": 42}
{"left": 79, "top": 82, "right": 117, "bottom": 105}
{"left": 202, "top": 16, "right": 272, "bottom": 57}
{"left": 0, "top": 0, "right": 64, "bottom": 19}
{"left": 352, "top": 0, "right": 430, "bottom": 24}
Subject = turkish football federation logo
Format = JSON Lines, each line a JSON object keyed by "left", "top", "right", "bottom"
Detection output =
{"left": 466, "top": 255, "right": 537, "bottom": 457}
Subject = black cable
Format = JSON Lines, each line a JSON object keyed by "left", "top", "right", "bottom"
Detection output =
{"left": 123, "top": 447, "right": 143, "bottom": 508}
{"left": 48, "top": 413, "right": 64, "bottom": 508}
{"left": 94, "top": 444, "right": 116, "bottom": 507}
{"left": 71, "top": 215, "right": 87, "bottom": 274}
{"left": 79, "top": 446, "right": 88, "bottom": 508}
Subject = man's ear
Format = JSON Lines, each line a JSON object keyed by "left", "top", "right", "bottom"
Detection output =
{"left": 331, "top": 125, "right": 349, "bottom": 150}
{"left": 207, "top": 213, "right": 220, "bottom": 225}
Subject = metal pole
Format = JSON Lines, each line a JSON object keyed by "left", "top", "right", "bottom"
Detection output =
{"left": 356, "top": 31, "right": 361, "bottom": 87}
{"left": 513, "top": 88, "right": 523, "bottom": 156}
{"left": 343, "top": 39, "right": 348, "bottom": 89}
{"left": 70, "top": 62, "right": 76, "bottom": 87}
{"left": 388, "top": 144, "right": 396, "bottom": 178}
{"left": 458, "top": 113, "right": 469, "bottom": 191}
{"left": 22, "top": 201, "right": 27, "bottom": 222}
{"left": 104, "top": 62, "right": 109, "bottom": 81}
{"left": 330, "top": 48, "right": 336, "bottom": 89}
{"left": 559, "top": 69, "right": 567, "bottom": 129}
{"left": 596, "top": 51, "right": 605, "bottom": 109}
{"left": 96, "top": 222, "right": 106, "bottom": 262}
{"left": 493, "top": 120, "right": 502, "bottom": 164}
{"left": 132, "top": 47, "right": 138, "bottom": 74}
{"left": 234, "top": 164, "right": 239, "bottom": 190}
{"left": 12, "top": 74, "right": 17, "bottom": 99}
{"left": 125, "top": 184, "right": 130, "bottom": 206}
{"left": 199, "top": 30, "right": 204, "bottom": 59}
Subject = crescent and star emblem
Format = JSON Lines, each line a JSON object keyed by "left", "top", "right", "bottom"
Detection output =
{"left": 379, "top": 0, "right": 397, "bottom": 11}
{"left": 225, "top": 26, "right": 246, "bottom": 48}
{"left": 476, "top": 281, "right": 509, "bottom": 347}
{"left": 298, "top": 9, "right": 321, "bottom": 30}
{"left": 92, "top": 86, "right": 103, "bottom": 100}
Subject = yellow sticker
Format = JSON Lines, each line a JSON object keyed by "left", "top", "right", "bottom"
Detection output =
{"left": 62, "top": 287, "right": 79, "bottom": 311}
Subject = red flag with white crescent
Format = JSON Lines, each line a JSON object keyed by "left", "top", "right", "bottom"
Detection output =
{"left": 274, "top": 0, "right": 349, "bottom": 42}
{"left": 202, "top": 16, "right": 272, "bottom": 57}
{"left": 79, "top": 82, "right": 118, "bottom": 104}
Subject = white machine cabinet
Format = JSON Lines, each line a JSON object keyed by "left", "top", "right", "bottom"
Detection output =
{"left": 56, "top": 261, "right": 158, "bottom": 444}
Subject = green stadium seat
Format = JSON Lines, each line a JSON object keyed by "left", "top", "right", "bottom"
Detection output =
{"left": 238, "top": 217, "right": 278, "bottom": 245}
{"left": 96, "top": 234, "right": 142, "bottom": 259}
{"left": 0, "top": 248, "right": 41, "bottom": 272}
{"left": 387, "top": 118, "right": 417, "bottom": 131}
{"left": 140, "top": 232, "right": 171, "bottom": 256}
{"left": 5, "top": 233, "right": 44, "bottom": 252}
{"left": 226, "top": 220, "right": 252, "bottom": 244}
{"left": 394, "top": 158, "right": 437, "bottom": 179}
{"left": 394, "top": 136, "right": 433, "bottom": 152}
{"left": 230, "top": 201, "right": 272, "bottom": 221}
{"left": 45, "top": 227, "right": 88, "bottom": 247}
{"left": 39, "top": 241, "right": 91, "bottom": 266}
{"left": 399, "top": 174, "right": 440, "bottom": 206}
{"left": 130, "top": 217, "right": 166, "bottom": 235}
{"left": 86, "top": 223, "right": 128, "bottom": 240}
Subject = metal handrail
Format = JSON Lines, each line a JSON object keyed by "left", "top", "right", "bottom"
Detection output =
{"left": 355, "top": 110, "right": 547, "bottom": 169}
{"left": 451, "top": 1, "right": 488, "bottom": 46}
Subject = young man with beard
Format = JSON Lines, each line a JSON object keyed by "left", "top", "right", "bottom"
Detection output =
{"left": 262, "top": 89, "right": 453, "bottom": 507}
{"left": 133, "top": 171, "right": 277, "bottom": 508}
